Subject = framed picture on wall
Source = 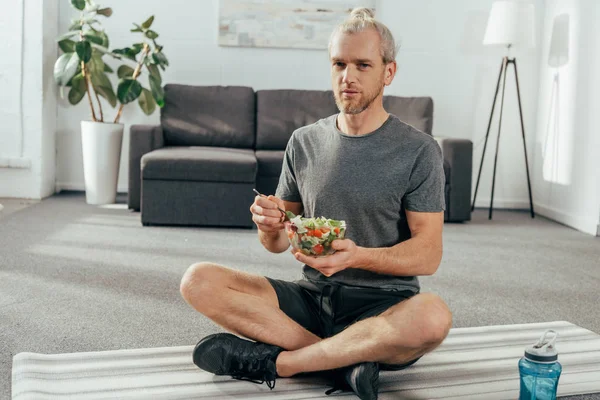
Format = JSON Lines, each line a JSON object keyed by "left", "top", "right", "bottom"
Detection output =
{"left": 218, "top": 0, "right": 376, "bottom": 50}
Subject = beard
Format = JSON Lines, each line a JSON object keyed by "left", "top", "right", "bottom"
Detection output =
{"left": 334, "top": 78, "right": 385, "bottom": 115}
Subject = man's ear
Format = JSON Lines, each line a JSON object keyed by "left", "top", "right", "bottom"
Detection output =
{"left": 385, "top": 61, "right": 397, "bottom": 85}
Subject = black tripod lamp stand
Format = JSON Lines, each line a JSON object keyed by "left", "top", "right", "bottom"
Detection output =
{"left": 471, "top": 0, "right": 536, "bottom": 220}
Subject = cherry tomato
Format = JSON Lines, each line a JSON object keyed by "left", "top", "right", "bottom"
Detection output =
{"left": 313, "top": 244, "right": 324, "bottom": 255}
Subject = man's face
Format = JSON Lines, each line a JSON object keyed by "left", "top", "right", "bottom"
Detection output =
{"left": 330, "top": 29, "right": 393, "bottom": 115}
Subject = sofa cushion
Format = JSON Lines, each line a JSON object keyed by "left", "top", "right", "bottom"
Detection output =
{"left": 256, "top": 89, "right": 339, "bottom": 150}
{"left": 141, "top": 147, "right": 257, "bottom": 183}
{"left": 161, "top": 84, "right": 256, "bottom": 148}
{"left": 434, "top": 137, "right": 453, "bottom": 186}
{"left": 383, "top": 96, "right": 434, "bottom": 135}
{"left": 255, "top": 150, "right": 285, "bottom": 178}
{"left": 443, "top": 158, "right": 451, "bottom": 186}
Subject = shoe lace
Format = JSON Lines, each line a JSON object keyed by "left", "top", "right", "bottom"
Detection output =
{"left": 230, "top": 353, "right": 277, "bottom": 390}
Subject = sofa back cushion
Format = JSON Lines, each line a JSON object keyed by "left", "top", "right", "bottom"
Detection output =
{"left": 161, "top": 84, "right": 256, "bottom": 148}
{"left": 256, "top": 89, "right": 339, "bottom": 150}
{"left": 383, "top": 96, "right": 434, "bottom": 135}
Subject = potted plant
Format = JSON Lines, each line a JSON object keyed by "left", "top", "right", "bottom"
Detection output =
{"left": 54, "top": 0, "right": 169, "bottom": 205}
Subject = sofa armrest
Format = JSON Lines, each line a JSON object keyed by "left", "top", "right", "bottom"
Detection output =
{"left": 128, "top": 124, "right": 165, "bottom": 210}
{"left": 435, "top": 137, "right": 473, "bottom": 222}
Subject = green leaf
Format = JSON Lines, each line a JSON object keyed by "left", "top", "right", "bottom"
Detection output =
{"left": 156, "top": 51, "right": 169, "bottom": 65}
{"left": 113, "top": 48, "right": 137, "bottom": 62}
{"left": 117, "top": 65, "right": 135, "bottom": 79}
{"left": 132, "top": 43, "right": 144, "bottom": 53}
{"left": 75, "top": 40, "right": 92, "bottom": 63}
{"left": 138, "top": 88, "right": 156, "bottom": 115}
{"left": 103, "top": 63, "right": 114, "bottom": 73}
{"left": 151, "top": 51, "right": 169, "bottom": 71}
{"left": 91, "top": 72, "right": 117, "bottom": 107}
{"left": 54, "top": 52, "right": 80, "bottom": 86}
{"left": 81, "top": 15, "right": 100, "bottom": 25}
{"left": 145, "top": 30, "right": 159, "bottom": 40}
{"left": 58, "top": 39, "right": 76, "bottom": 53}
{"left": 65, "top": 64, "right": 82, "bottom": 87}
{"left": 117, "top": 79, "right": 142, "bottom": 104}
{"left": 69, "top": 21, "right": 83, "bottom": 31}
{"left": 83, "top": 33, "right": 103, "bottom": 45}
{"left": 148, "top": 74, "right": 164, "bottom": 107}
{"left": 96, "top": 31, "right": 109, "bottom": 48}
{"left": 96, "top": 7, "right": 112, "bottom": 17}
{"left": 146, "top": 63, "right": 161, "bottom": 84}
{"left": 71, "top": 0, "right": 85, "bottom": 10}
{"left": 56, "top": 31, "right": 79, "bottom": 42}
{"left": 68, "top": 73, "right": 86, "bottom": 105}
{"left": 141, "top": 16, "right": 154, "bottom": 30}
{"left": 86, "top": 3, "right": 100, "bottom": 12}
{"left": 90, "top": 43, "right": 110, "bottom": 55}
{"left": 131, "top": 23, "right": 143, "bottom": 33}
{"left": 87, "top": 51, "right": 105, "bottom": 74}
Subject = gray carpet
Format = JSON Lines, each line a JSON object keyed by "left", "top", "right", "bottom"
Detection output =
{"left": 1, "top": 192, "right": 599, "bottom": 399}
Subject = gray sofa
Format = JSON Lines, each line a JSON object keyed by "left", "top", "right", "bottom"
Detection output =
{"left": 128, "top": 84, "right": 472, "bottom": 227}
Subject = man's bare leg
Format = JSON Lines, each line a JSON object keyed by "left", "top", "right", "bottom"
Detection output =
{"left": 181, "top": 264, "right": 452, "bottom": 378}
{"left": 180, "top": 262, "right": 321, "bottom": 351}
{"left": 276, "top": 292, "right": 452, "bottom": 377}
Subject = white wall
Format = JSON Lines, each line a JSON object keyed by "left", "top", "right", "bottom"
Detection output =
{"left": 0, "top": 0, "right": 57, "bottom": 199}
{"left": 55, "top": 0, "right": 544, "bottom": 210}
{"left": 3, "top": 0, "right": 594, "bottom": 234}
{"left": 41, "top": 0, "right": 59, "bottom": 198}
{"left": 532, "top": 0, "right": 600, "bottom": 236}
{"left": 383, "top": 0, "right": 544, "bottom": 211}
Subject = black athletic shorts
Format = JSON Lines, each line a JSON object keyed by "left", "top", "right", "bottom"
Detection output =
{"left": 266, "top": 277, "right": 421, "bottom": 371}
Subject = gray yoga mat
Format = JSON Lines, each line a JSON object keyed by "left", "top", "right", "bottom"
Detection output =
{"left": 12, "top": 321, "right": 600, "bottom": 399}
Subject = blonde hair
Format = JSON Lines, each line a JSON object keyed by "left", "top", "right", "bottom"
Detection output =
{"left": 329, "top": 7, "right": 398, "bottom": 64}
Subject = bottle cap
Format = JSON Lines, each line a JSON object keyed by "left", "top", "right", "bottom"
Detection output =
{"left": 524, "top": 329, "right": 559, "bottom": 363}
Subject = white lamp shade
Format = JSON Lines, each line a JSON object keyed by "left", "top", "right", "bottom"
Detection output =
{"left": 483, "top": 1, "right": 535, "bottom": 47}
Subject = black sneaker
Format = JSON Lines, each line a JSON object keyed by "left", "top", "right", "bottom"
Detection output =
{"left": 325, "top": 362, "right": 380, "bottom": 400}
{"left": 192, "top": 333, "right": 283, "bottom": 389}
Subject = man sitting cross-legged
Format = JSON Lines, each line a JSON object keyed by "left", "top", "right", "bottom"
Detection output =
{"left": 180, "top": 8, "right": 452, "bottom": 400}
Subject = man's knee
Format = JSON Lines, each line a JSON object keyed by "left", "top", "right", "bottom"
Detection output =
{"left": 414, "top": 293, "right": 452, "bottom": 347}
{"left": 180, "top": 262, "right": 227, "bottom": 305}
{"left": 385, "top": 292, "right": 452, "bottom": 350}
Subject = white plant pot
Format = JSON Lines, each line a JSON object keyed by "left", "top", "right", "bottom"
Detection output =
{"left": 81, "top": 121, "right": 124, "bottom": 205}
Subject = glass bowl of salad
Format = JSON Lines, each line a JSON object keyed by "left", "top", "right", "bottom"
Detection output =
{"left": 285, "top": 214, "right": 346, "bottom": 257}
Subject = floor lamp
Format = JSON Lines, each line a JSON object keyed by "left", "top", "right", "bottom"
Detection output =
{"left": 471, "top": 0, "right": 536, "bottom": 220}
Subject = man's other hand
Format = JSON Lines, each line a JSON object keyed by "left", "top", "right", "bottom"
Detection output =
{"left": 292, "top": 239, "right": 358, "bottom": 277}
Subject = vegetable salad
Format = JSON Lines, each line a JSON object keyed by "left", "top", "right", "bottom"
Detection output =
{"left": 286, "top": 215, "right": 346, "bottom": 256}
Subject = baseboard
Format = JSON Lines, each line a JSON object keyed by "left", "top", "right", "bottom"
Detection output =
{"left": 535, "top": 203, "right": 599, "bottom": 236}
{"left": 56, "top": 182, "right": 128, "bottom": 194}
{"left": 473, "top": 198, "right": 531, "bottom": 210}
{"left": 0, "top": 157, "right": 31, "bottom": 169}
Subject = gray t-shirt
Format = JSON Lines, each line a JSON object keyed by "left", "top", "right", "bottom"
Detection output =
{"left": 276, "top": 114, "right": 445, "bottom": 292}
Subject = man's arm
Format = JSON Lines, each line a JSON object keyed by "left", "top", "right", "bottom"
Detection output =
{"left": 253, "top": 198, "right": 303, "bottom": 254}
{"left": 292, "top": 210, "right": 443, "bottom": 277}
{"left": 356, "top": 210, "right": 444, "bottom": 276}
